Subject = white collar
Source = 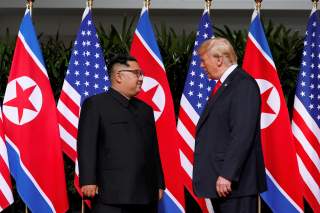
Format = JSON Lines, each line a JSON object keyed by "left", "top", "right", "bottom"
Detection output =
{"left": 219, "top": 64, "right": 238, "bottom": 83}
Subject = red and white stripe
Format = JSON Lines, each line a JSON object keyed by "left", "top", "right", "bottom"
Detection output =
{"left": 292, "top": 96, "right": 320, "bottom": 212}
{"left": 57, "top": 80, "right": 81, "bottom": 193}
{"left": 0, "top": 110, "right": 13, "bottom": 211}
{"left": 177, "top": 94, "right": 213, "bottom": 213}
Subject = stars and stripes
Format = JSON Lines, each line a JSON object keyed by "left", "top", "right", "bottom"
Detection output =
{"left": 243, "top": 8, "right": 304, "bottom": 213}
{"left": 177, "top": 9, "right": 215, "bottom": 213}
{"left": 292, "top": 7, "right": 320, "bottom": 213}
{"left": 0, "top": 108, "right": 13, "bottom": 212}
{"left": 57, "top": 6, "right": 110, "bottom": 199}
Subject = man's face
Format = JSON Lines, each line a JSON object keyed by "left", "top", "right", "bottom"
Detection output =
{"left": 199, "top": 52, "right": 222, "bottom": 80}
{"left": 118, "top": 61, "right": 144, "bottom": 97}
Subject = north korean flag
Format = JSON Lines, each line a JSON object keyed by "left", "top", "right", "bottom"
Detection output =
{"left": 2, "top": 9, "right": 68, "bottom": 213}
{"left": 243, "top": 9, "right": 304, "bottom": 213}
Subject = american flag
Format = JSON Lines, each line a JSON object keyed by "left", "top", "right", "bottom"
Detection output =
{"left": 57, "top": 6, "right": 110, "bottom": 197}
{"left": 292, "top": 7, "right": 320, "bottom": 213}
{"left": 177, "top": 9, "right": 215, "bottom": 212}
{"left": 0, "top": 108, "right": 13, "bottom": 212}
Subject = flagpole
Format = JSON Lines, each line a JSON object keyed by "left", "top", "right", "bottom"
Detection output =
{"left": 255, "top": 0, "right": 262, "bottom": 12}
{"left": 255, "top": 2, "right": 263, "bottom": 213}
{"left": 81, "top": 199, "right": 85, "bottom": 213}
{"left": 23, "top": 1, "right": 33, "bottom": 211}
{"left": 26, "top": 0, "right": 34, "bottom": 16}
{"left": 312, "top": 0, "right": 319, "bottom": 9}
{"left": 144, "top": 0, "right": 151, "bottom": 10}
{"left": 87, "top": 0, "right": 93, "bottom": 9}
{"left": 205, "top": 0, "right": 212, "bottom": 15}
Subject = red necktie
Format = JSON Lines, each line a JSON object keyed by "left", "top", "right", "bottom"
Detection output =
{"left": 211, "top": 80, "right": 222, "bottom": 96}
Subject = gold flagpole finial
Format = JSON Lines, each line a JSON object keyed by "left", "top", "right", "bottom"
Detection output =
{"left": 205, "top": 0, "right": 213, "bottom": 13}
{"left": 255, "top": 0, "right": 262, "bottom": 11}
{"left": 312, "top": 0, "right": 319, "bottom": 9}
{"left": 87, "top": 0, "right": 93, "bottom": 9}
{"left": 26, "top": 0, "right": 34, "bottom": 15}
{"left": 26, "top": 0, "right": 34, "bottom": 10}
{"left": 144, "top": 0, "right": 151, "bottom": 9}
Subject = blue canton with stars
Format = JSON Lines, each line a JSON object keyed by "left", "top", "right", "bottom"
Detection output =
{"left": 296, "top": 10, "right": 320, "bottom": 125}
{"left": 65, "top": 9, "right": 110, "bottom": 105}
{"left": 183, "top": 10, "right": 215, "bottom": 115}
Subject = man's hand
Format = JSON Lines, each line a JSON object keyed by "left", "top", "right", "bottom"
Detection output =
{"left": 159, "top": 189, "right": 164, "bottom": 200}
{"left": 216, "top": 176, "right": 232, "bottom": 198}
{"left": 81, "top": 185, "right": 98, "bottom": 198}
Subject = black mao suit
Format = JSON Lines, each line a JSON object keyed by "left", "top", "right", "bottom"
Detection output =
{"left": 78, "top": 88, "right": 165, "bottom": 208}
{"left": 193, "top": 67, "right": 267, "bottom": 211}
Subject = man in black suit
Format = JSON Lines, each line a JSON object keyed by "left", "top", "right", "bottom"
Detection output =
{"left": 192, "top": 38, "right": 267, "bottom": 213}
{"left": 77, "top": 55, "right": 165, "bottom": 213}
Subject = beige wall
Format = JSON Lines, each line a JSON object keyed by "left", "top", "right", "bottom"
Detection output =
{"left": 0, "top": 8, "right": 310, "bottom": 43}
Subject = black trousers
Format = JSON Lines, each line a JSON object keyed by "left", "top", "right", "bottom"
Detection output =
{"left": 92, "top": 202, "right": 158, "bottom": 213}
{"left": 210, "top": 195, "right": 258, "bottom": 213}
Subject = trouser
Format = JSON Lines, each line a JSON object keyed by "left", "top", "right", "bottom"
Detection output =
{"left": 210, "top": 195, "right": 258, "bottom": 213}
{"left": 92, "top": 201, "right": 158, "bottom": 213}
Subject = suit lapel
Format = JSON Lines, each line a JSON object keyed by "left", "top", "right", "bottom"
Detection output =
{"left": 196, "top": 68, "right": 241, "bottom": 134}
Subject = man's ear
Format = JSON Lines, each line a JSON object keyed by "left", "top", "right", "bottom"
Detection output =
{"left": 113, "top": 72, "right": 122, "bottom": 84}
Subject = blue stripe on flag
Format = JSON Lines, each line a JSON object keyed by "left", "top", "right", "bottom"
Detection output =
{"left": 19, "top": 11, "right": 46, "bottom": 68}
{"left": 261, "top": 174, "right": 300, "bottom": 213}
{"left": 158, "top": 192, "right": 182, "bottom": 213}
{"left": 6, "top": 143, "right": 53, "bottom": 213}
{"left": 249, "top": 15, "right": 273, "bottom": 61}
{"left": 136, "top": 9, "right": 163, "bottom": 62}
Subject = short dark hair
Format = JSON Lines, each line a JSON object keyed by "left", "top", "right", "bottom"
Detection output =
{"left": 107, "top": 54, "right": 138, "bottom": 77}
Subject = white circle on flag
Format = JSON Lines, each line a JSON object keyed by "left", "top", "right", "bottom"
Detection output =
{"left": 141, "top": 77, "right": 165, "bottom": 121}
{"left": 256, "top": 79, "right": 281, "bottom": 129}
{"left": 3, "top": 76, "right": 42, "bottom": 126}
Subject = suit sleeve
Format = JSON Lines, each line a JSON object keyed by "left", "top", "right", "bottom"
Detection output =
{"left": 220, "top": 79, "right": 261, "bottom": 182}
{"left": 78, "top": 97, "right": 100, "bottom": 186}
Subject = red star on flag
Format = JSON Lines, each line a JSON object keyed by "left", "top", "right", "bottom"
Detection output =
{"left": 5, "top": 82, "right": 37, "bottom": 122}
{"left": 261, "top": 87, "right": 276, "bottom": 115}
{"left": 139, "top": 85, "right": 161, "bottom": 112}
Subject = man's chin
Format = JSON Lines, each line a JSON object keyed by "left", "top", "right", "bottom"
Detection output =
{"left": 134, "top": 88, "right": 142, "bottom": 96}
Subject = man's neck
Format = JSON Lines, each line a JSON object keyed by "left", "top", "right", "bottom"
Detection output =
{"left": 111, "top": 85, "right": 131, "bottom": 100}
{"left": 219, "top": 64, "right": 238, "bottom": 83}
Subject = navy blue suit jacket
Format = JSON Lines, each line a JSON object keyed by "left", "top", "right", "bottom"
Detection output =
{"left": 193, "top": 68, "right": 267, "bottom": 199}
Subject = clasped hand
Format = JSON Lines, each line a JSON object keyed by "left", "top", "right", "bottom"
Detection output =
{"left": 216, "top": 176, "right": 232, "bottom": 198}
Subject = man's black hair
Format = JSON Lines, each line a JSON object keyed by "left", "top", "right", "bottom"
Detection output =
{"left": 107, "top": 54, "right": 137, "bottom": 77}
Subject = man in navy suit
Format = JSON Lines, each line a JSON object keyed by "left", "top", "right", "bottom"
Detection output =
{"left": 193, "top": 38, "right": 267, "bottom": 213}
